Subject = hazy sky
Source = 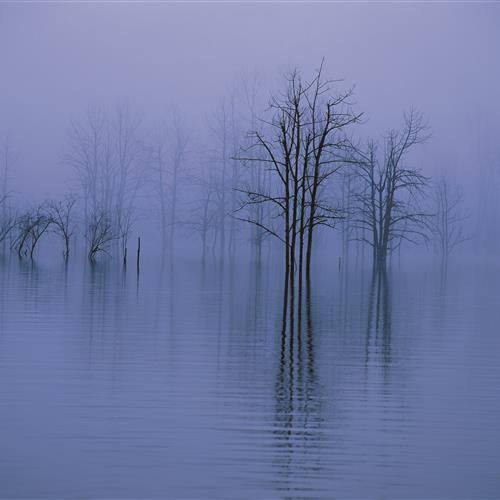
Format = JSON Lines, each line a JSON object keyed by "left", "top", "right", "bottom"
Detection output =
{"left": 1, "top": 2, "right": 500, "bottom": 198}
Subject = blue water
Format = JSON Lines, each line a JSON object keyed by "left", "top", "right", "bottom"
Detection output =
{"left": 1, "top": 255, "right": 499, "bottom": 498}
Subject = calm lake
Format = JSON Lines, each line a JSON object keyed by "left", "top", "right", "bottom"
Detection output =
{"left": 1, "top": 253, "right": 499, "bottom": 498}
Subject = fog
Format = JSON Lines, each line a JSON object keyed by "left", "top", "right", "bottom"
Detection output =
{"left": 1, "top": 3, "right": 500, "bottom": 499}
{"left": 2, "top": 3, "right": 500, "bottom": 195}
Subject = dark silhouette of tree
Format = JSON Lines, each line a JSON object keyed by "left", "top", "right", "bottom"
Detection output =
{"left": 86, "top": 210, "right": 117, "bottom": 261}
{"left": 351, "top": 110, "right": 430, "bottom": 270}
{"left": 235, "top": 62, "right": 361, "bottom": 328}
{"left": 13, "top": 204, "right": 51, "bottom": 259}
{"left": 46, "top": 195, "right": 76, "bottom": 260}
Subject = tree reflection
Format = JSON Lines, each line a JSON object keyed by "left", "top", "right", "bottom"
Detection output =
{"left": 273, "top": 277, "right": 324, "bottom": 494}
{"left": 365, "top": 267, "right": 392, "bottom": 369}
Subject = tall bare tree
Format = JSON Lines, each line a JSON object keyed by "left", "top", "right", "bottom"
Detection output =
{"left": 113, "top": 104, "right": 143, "bottom": 261}
{"left": 429, "top": 175, "right": 469, "bottom": 268}
{"left": 0, "top": 137, "right": 17, "bottom": 247}
{"left": 67, "top": 104, "right": 142, "bottom": 261}
{"left": 209, "top": 97, "right": 232, "bottom": 261}
{"left": 236, "top": 62, "right": 361, "bottom": 328}
{"left": 238, "top": 72, "right": 270, "bottom": 260}
{"left": 187, "top": 160, "right": 219, "bottom": 259}
{"left": 351, "top": 110, "right": 430, "bottom": 269}
{"left": 149, "top": 111, "right": 189, "bottom": 253}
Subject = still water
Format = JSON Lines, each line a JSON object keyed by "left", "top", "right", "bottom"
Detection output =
{"left": 1, "top": 253, "right": 499, "bottom": 498}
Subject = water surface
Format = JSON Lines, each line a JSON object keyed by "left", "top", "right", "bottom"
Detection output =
{"left": 1, "top": 255, "right": 499, "bottom": 498}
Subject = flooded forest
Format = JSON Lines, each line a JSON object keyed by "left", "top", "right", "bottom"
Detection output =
{"left": 1, "top": 3, "right": 500, "bottom": 499}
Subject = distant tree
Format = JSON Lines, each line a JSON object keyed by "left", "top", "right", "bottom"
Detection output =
{"left": 149, "top": 123, "right": 169, "bottom": 246}
{"left": 0, "top": 208, "right": 16, "bottom": 246}
{"left": 112, "top": 104, "right": 144, "bottom": 262}
{"left": 66, "top": 106, "right": 109, "bottom": 236}
{"left": 0, "top": 137, "right": 16, "bottom": 246}
{"left": 429, "top": 175, "right": 469, "bottom": 268}
{"left": 187, "top": 161, "right": 219, "bottom": 259}
{"left": 66, "top": 104, "right": 142, "bottom": 262}
{"left": 238, "top": 72, "right": 269, "bottom": 260}
{"left": 351, "top": 110, "right": 430, "bottom": 270}
{"left": 149, "top": 111, "right": 189, "bottom": 252}
{"left": 208, "top": 94, "right": 238, "bottom": 260}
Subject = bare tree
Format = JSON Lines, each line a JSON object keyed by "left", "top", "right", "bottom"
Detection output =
{"left": 149, "top": 122, "right": 169, "bottom": 246}
{"left": 113, "top": 103, "right": 143, "bottom": 261}
{"left": 66, "top": 106, "right": 110, "bottom": 235}
{"left": 12, "top": 214, "right": 31, "bottom": 257}
{"left": 238, "top": 72, "right": 270, "bottom": 260}
{"left": 208, "top": 97, "right": 232, "bottom": 261}
{"left": 235, "top": 62, "right": 361, "bottom": 328}
{"left": 46, "top": 195, "right": 76, "bottom": 260}
{"left": 351, "top": 109, "right": 430, "bottom": 270}
{"left": 13, "top": 204, "right": 51, "bottom": 259}
{"left": 186, "top": 160, "right": 219, "bottom": 259}
{"left": 149, "top": 111, "right": 189, "bottom": 253}
{"left": 167, "top": 112, "right": 189, "bottom": 252}
{"left": 0, "top": 137, "right": 16, "bottom": 247}
{"left": 429, "top": 175, "right": 469, "bottom": 268}
{"left": 338, "top": 168, "right": 360, "bottom": 269}
{"left": 0, "top": 208, "right": 16, "bottom": 246}
{"left": 86, "top": 210, "right": 117, "bottom": 261}
{"left": 67, "top": 104, "right": 143, "bottom": 262}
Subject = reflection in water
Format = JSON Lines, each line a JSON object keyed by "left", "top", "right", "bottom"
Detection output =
{"left": 273, "top": 277, "right": 324, "bottom": 495}
{"left": 82, "top": 260, "right": 110, "bottom": 359}
{"left": 365, "top": 268, "right": 392, "bottom": 370}
{"left": 0, "top": 257, "right": 500, "bottom": 498}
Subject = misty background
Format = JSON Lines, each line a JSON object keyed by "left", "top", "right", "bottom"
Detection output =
{"left": 2, "top": 3, "right": 500, "bottom": 261}
{"left": 2, "top": 4, "right": 500, "bottom": 499}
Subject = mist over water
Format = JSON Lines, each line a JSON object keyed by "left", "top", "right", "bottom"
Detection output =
{"left": 1, "top": 2, "right": 500, "bottom": 498}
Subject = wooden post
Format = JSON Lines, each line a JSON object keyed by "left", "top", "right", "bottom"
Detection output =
{"left": 136, "top": 237, "right": 141, "bottom": 273}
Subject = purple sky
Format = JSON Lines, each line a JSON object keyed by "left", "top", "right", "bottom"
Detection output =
{"left": 1, "top": 2, "right": 499, "bottom": 198}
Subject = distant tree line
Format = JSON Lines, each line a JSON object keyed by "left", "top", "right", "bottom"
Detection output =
{"left": 0, "top": 63, "right": 470, "bottom": 289}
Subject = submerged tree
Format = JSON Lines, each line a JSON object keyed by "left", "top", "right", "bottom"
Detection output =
{"left": 0, "top": 137, "right": 16, "bottom": 246}
{"left": 236, "top": 62, "right": 361, "bottom": 328}
{"left": 149, "top": 111, "right": 189, "bottom": 252}
{"left": 67, "top": 104, "right": 142, "bottom": 262}
{"left": 46, "top": 195, "right": 76, "bottom": 260}
{"left": 187, "top": 160, "right": 219, "bottom": 259}
{"left": 0, "top": 207, "right": 16, "bottom": 246}
{"left": 113, "top": 104, "right": 144, "bottom": 262}
{"left": 86, "top": 210, "right": 117, "bottom": 261}
{"left": 429, "top": 175, "right": 469, "bottom": 268}
{"left": 13, "top": 204, "right": 51, "bottom": 259}
{"left": 239, "top": 72, "right": 269, "bottom": 260}
{"left": 207, "top": 91, "right": 245, "bottom": 261}
{"left": 351, "top": 110, "right": 430, "bottom": 270}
